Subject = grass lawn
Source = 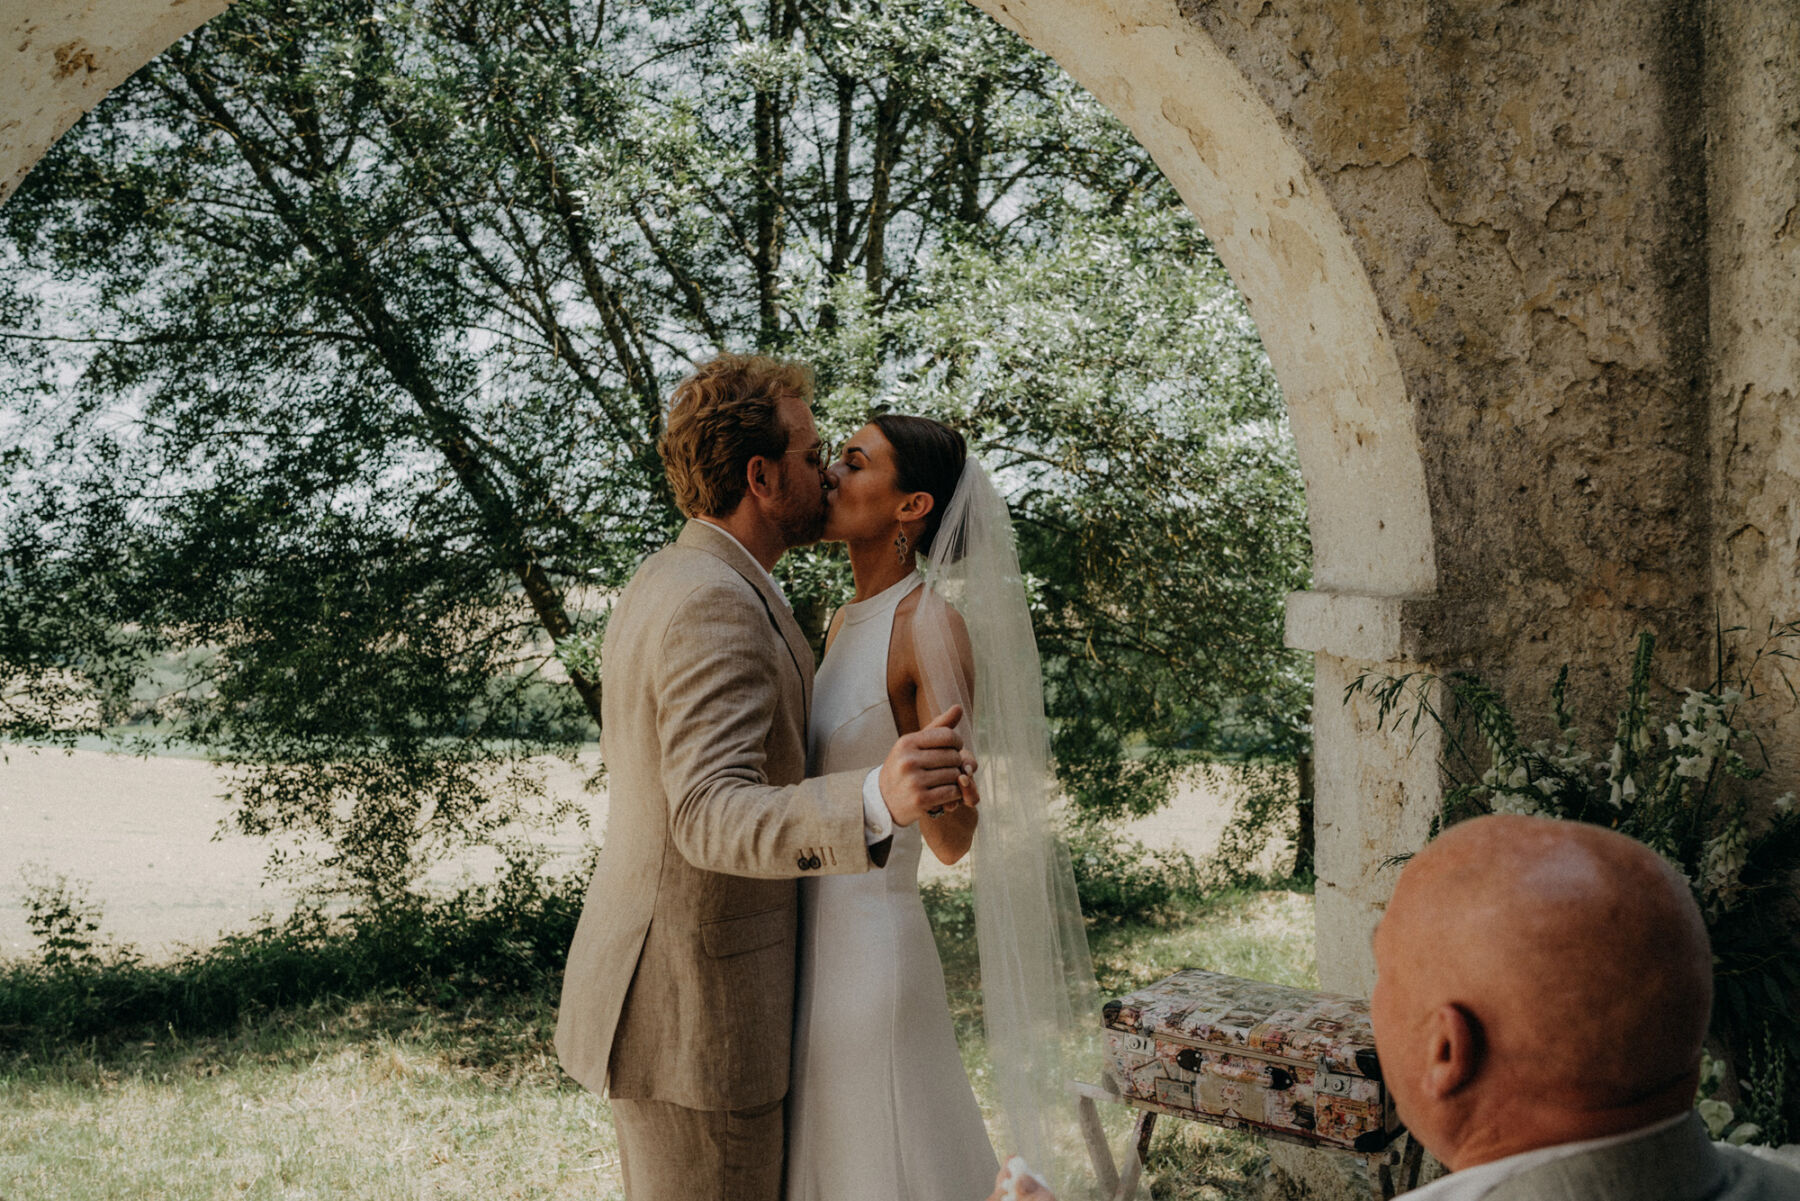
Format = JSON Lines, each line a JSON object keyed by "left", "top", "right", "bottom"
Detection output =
{"left": 0, "top": 883, "right": 1316, "bottom": 1200}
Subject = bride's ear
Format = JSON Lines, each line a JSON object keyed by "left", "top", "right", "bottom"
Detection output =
{"left": 897, "top": 491, "right": 934, "bottom": 524}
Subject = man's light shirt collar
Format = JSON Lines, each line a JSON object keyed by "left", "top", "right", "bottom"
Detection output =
{"left": 705, "top": 522, "right": 789, "bottom": 609}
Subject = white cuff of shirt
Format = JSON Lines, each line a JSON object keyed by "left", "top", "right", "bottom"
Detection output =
{"left": 862, "top": 767, "right": 894, "bottom": 845}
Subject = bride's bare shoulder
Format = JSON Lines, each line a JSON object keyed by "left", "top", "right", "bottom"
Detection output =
{"left": 891, "top": 585, "right": 973, "bottom": 680}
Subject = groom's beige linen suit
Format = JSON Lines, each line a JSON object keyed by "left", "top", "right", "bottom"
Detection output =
{"left": 555, "top": 519, "right": 878, "bottom": 1200}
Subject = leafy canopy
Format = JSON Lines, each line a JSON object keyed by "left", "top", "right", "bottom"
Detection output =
{"left": 0, "top": 0, "right": 1309, "bottom": 896}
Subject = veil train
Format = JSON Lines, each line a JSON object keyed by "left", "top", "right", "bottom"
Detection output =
{"left": 912, "top": 458, "right": 1101, "bottom": 1192}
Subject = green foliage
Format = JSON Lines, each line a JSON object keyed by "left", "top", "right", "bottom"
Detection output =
{"left": 0, "top": 854, "right": 589, "bottom": 1051}
{"left": 18, "top": 870, "right": 105, "bottom": 975}
{"left": 1208, "top": 760, "right": 1309, "bottom": 888}
{"left": 1347, "top": 625, "right": 1800, "bottom": 1119}
{"left": 800, "top": 210, "right": 1313, "bottom": 816}
{"left": 1699, "top": 1039, "right": 1791, "bottom": 1148}
{"left": 0, "top": 0, "right": 1308, "bottom": 887}
{"left": 1065, "top": 824, "right": 1202, "bottom": 925}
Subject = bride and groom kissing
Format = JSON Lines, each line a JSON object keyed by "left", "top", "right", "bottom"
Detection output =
{"left": 554, "top": 353, "right": 1091, "bottom": 1201}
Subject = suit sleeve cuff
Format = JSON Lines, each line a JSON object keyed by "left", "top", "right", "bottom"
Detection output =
{"left": 862, "top": 767, "right": 894, "bottom": 844}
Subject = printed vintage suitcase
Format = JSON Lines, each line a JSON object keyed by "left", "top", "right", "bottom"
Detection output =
{"left": 1101, "top": 968, "right": 1401, "bottom": 1153}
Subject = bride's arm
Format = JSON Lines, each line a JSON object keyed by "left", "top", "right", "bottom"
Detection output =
{"left": 891, "top": 592, "right": 979, "bottom": 865}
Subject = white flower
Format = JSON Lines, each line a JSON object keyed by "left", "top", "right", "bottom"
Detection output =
{"left": 1675, "top": 755, "right": 1712, "bottom": 779}
{"left": 1698, "top": 1098, "right": 1734, "bottom": 1139}
{"left": 1700, "top": 825, "right": 1750, "bottom": 912}
{"left": 1727, "top": 1123, "right": 1763, "bottom": 1146}
{"left": 1491, "top": 792, "right": 1542, "bottom": 817}
{"left": 1775, "top": 793, "right": 1795, "bottom": 814}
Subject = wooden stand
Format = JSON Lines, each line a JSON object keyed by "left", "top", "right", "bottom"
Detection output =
{"left": 1068, "top": 1080, "right": 1423, "bottom": 1201}
{"left": 1069, "top": 1081, "right": 1154, "bottom": 1201}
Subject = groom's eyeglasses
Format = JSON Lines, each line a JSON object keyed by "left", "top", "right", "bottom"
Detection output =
{"left": 785, "top": 442, "right": 829, "bottom": 472}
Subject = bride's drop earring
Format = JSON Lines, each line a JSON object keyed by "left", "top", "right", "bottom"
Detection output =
{"left": 894, "top": 530, "right": 910, "bottom": 563}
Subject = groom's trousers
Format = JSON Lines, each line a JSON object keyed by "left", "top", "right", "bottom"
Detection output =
{"left": 610, "top": 1096, "right": 784, "bottom": 1200}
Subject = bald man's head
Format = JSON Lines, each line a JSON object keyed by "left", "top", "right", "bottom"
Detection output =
{"left": 1370, "top": 815, "right": 1712, "bottom": 1170}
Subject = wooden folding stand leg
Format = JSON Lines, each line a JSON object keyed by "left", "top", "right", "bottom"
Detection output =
{"left": 1070, "top": 1080, "right": 1421, "bottom": 1201}
{"left": 1069, "top": 1081, "right": 1156, "bottom": 1201}
{"left": 1369, "top": 1132, "right": 1425, "bottom": 1200}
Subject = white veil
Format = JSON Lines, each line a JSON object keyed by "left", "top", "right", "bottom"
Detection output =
{"left": 912, "top": 458, "right": 1101, "bottom": 1191}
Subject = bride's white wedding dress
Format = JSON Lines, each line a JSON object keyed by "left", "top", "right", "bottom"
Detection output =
{"left": 784, "top": 569, "right": 998, "bottom": 1201}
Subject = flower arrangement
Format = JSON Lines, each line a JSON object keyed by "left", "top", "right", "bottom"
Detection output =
{"left": 1347, "top": 627, "right": 1800, "bottom": 1142}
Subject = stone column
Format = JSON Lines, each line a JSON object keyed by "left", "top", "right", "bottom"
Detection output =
{"left": 1708, "top": 0, "right": 1800, "bottom": 775}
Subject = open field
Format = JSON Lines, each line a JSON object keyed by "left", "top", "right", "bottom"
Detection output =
{"left": 0, "top": 747, "right": 1279, "bottom": 962}
{"left": 0, "top": 887, "right": 1318, "bottom": 1201}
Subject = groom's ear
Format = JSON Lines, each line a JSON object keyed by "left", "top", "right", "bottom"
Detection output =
{"left": 744, "top": 454, "right": 776, "bottom": 500}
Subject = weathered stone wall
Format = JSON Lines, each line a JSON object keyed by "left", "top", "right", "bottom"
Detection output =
{"left": 1709, "top": 0, "right": 1800, "bottom": 785}
{"left": 1186, "top": 0, "right": 1717, "bottom": 702}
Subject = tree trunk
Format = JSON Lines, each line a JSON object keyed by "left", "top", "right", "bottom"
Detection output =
{"left": 1293, "top": 744, "right": 1315, "bottom": 878}
{"left": 751, "top": 0, "right": 790, "bottom": 345}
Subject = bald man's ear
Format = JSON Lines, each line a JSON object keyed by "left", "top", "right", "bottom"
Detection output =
{"left": 1421, "top": 1003, "right": 1483, "bottom": 1100}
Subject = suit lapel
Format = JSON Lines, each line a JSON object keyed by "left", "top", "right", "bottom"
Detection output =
{"left": 677, "top": 520, "right": 815, "bottom": 714}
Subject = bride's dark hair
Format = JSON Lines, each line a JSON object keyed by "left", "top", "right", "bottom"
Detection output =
{"left": 872, "top": 414, "right": 966, "bottom": 556}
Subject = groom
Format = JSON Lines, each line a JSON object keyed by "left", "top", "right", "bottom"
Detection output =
{"left": 555, "top": 353, "right": 976, "bottom": 1201}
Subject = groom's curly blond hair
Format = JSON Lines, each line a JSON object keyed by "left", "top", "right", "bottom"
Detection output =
{"left": 659, "top": 353, "right": 815, "bottom": 518}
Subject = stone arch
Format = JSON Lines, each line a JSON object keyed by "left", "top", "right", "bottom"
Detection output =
{"left": 965, "top": 0, "right": 1445, "bottom": 1009}
{"left": 968, "top": 0, "right": 1434, "bottom": 603}
{"left": 2, "top": 0, "right": 233, "bottom": 201}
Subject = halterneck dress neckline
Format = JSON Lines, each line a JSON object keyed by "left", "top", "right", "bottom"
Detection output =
{"left": 838, "top": 568, "right": 924, "bottom": 624}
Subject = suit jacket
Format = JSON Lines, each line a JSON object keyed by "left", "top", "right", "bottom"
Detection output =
{"left": 554, "top": 520, "right": 875, "bottom": 1111}
{"left": 1483, "top": 1112, "right": 1800, "bottom": 1201}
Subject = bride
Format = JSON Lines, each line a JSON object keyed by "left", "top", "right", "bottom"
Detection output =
{"left": 786, "top": 415, "right": 1098, "bottom": 1201}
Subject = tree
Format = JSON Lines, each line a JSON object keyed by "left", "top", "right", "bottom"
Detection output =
{"left": 797, "top": 208, "right": 1311, "bottom": 821}
{"left": 0, "top": 0, "right": 1307, "bottom": 896}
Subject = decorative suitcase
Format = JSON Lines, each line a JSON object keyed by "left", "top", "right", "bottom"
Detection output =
{"left": 1101, "top": 968, "right": 1401, "bottom": 1153}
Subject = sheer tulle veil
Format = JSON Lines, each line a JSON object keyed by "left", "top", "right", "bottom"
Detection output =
{"left": 911, "top": 457, "right": 1101, "bottom": 1190}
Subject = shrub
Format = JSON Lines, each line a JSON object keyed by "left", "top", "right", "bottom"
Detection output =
{"left": 0, "top": 851, "right": 591, "bottom": 1051}
{"left": 1066, "top": 824, "right": 1202, "bottom": 925}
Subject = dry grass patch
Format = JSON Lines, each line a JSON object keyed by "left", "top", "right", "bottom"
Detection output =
{"left": 0, "top": 994, "right": 619, "bottom": 1200}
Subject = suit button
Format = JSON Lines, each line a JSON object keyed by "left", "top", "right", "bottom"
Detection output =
{"left": 796, "top": 854, "right": 809, "bottom": 871}
{"left": 807, "top": 855, "right": 821, "bottom": 870}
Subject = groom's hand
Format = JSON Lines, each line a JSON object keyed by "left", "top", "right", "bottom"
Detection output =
{"left": 879, "top": 704, "right": 977, "bottom": 827}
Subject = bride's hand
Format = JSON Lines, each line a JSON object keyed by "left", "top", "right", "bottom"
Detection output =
{"left": 879, "top": 704, "right": 971, "bottom": 826}
{"left": 931, "top": 755, "right": 978, "bottom": 817}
